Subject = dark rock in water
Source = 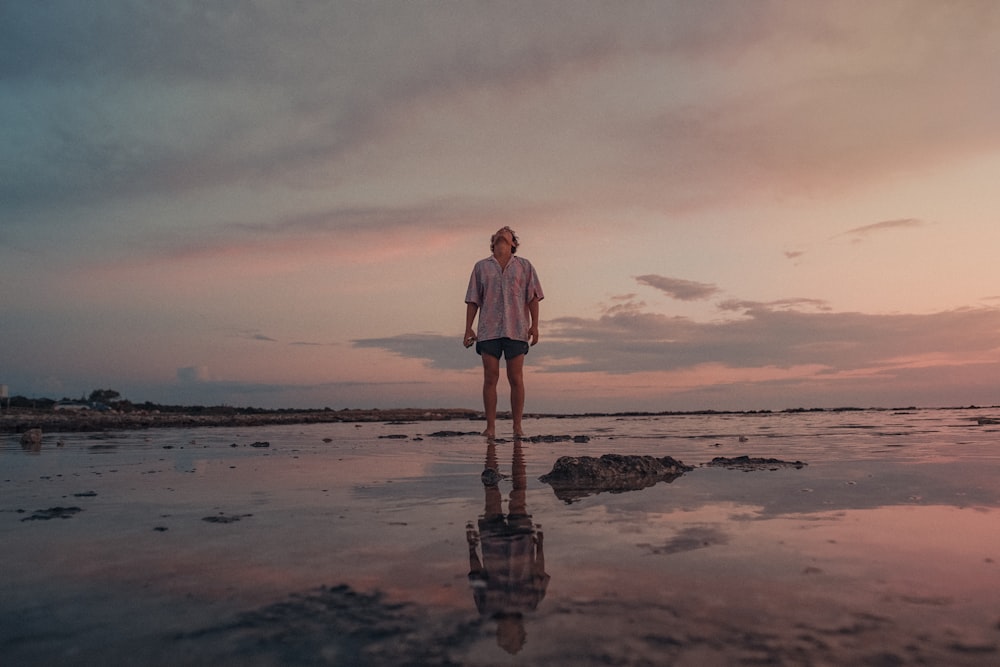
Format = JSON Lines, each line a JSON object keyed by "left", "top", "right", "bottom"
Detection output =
{"left": 378, "top": 434, "right": 408, "bottom": 439}
{"left": 20, "top": 428, "right": 43, "bottom": 449}
{"left": 202, "top": 513, "right": 253, "bottom": 524}
{"left": 480, "top": 468, "right": 505, "bottom": 486}
{"left": 250, "top": 441, "right": 270, "bottom": 448}
{"left": 705, "top": 455, "right": 806, "bottom": 471}
{"left": 539, "top": 454, "right": 693, "bottom": 502}
{"left": 427, "top": 430, "right": 481, "bottom": 437}
{"left": 21, "top": 506, "right": 83, "bottom": 521}
{"left": 522, "top": 434, "right": 591, "bottom": 443}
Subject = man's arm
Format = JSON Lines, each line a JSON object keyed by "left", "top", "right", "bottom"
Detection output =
{"left": 528, "top": 297, "right": 539, "bottom": 345}
{"left": 465, "top": 302, "right": 479, "bottom": 347}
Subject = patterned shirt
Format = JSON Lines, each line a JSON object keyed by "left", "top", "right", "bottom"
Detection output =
{"left": 465, "top": 255, "right": 544, "bottom": 343}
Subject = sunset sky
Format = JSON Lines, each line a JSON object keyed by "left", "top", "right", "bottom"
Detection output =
{"left": 3, "top": 1, "right": 1000, "bottom": 413}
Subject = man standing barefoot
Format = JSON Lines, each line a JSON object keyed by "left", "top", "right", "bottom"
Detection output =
{"left": 464, "top": 227, "right": 544, "bottom": 439}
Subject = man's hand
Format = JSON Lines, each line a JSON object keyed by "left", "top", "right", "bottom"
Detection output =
{"left": 528, "top": 325, "right": 539, "bottom": 346}
{"left": 464, "top": 329, "right": 477, "bottom": 348}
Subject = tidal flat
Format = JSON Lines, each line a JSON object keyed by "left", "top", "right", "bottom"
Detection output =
{"left": 2, "top": 408, "right": 1000, "bottom": 665}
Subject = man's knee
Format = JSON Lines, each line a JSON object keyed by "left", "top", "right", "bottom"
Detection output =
{"left": 506, "top": 362, "right": 525, "bottom": 387}
{"left": 482, "top": 360, "right": 502, "bottom": 384}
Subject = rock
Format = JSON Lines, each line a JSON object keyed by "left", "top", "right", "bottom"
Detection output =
{"left": 539, "top": 454, "right": 693, "bottom": 502}
{"left": 705, "top": 455, "right": 806, "bottom": 471}
{"left": 21, "top": 506, "right": 83, "bottom": 521}
{"left": 480, "top": 468, "right": 505, "bottom": 486}
{"left": 427, "top": 430, "right": 481, "bottom": 437}
{"left": 250, "top": 441, "right": 270, "bottom": 448}
{"left": 522, "top": 434, "right": 591, "bottom": 443}
{"left": 202, "top": 513, "right": 253, "bottom": 524}
{"left": 20, "top": 428, "right": 43, "bottom": 448}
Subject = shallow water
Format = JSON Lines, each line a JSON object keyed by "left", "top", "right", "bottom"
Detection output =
{"left": 2, "top": 408, "right": 999, "bottom": 665}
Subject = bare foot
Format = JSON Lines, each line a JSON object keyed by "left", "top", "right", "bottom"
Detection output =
{"left": 481, "top": 429, "right": 495, "bottom": 439}
{"left": 513, "top": 431, "right": 526, "bottom": 439}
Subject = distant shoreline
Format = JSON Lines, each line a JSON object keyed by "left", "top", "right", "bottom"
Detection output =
{"left": 2, "top": 404, "right": 996, "bottom": 434}
{"left": 0, "top": 407, "right": 482, "bottom": 434}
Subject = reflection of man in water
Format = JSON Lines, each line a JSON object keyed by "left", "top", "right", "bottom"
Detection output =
{"left": 466, "top": 439, "right": 550, "bottom": 654}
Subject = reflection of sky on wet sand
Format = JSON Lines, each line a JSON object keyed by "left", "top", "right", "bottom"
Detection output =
{"left": 2, "top": 410, "right": 1000, "bottom": 664}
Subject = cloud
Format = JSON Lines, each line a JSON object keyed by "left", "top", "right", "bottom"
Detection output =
{"left": 353, "top": 334, "right": 479, "bottom": 371}
{"left": 354, "top": 302, "right": 1000, "bottom": 381}
{"left": 0, "top": 3, "right": 635, "bottom": 215}
{"left": 718, "top": 298, "right": 831, "bottom": 312}
{"left": 149, "top": 376, "right": 432, "bottom": 409}
{"left": 228, "top": 330, "right": 279, "bottom": 343}
{"left": 6, "top": 2, "right": 1000, "bottom": 235}
{"left": 177, "top": 366, "right": 211, "bottom": 383}
{"left": 75, "top": 198, "right": 548, "bottom": 278}
{"left": 842, "top": 218, "right": 923, "bottom": 241}
{"left": 635, "top": 275, "right": 720, "bottom": 301}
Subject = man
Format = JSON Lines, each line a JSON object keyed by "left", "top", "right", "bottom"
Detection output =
{"left": 464, "top": 226, "right": 544, "bottom": 439}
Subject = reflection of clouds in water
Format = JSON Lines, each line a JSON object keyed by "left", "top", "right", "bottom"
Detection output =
{"left": 177, "top": 584, "right": 470, "bottom": 665}
{"left": 172, "top": 450, "right": 199, "bottom": 473}
{"left": 639, "top": 526, "right": 730, "bottom": 555}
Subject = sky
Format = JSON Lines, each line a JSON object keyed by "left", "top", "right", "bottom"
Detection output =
{"left": 3, "top": 1, "right": 1000, "bottom": 413}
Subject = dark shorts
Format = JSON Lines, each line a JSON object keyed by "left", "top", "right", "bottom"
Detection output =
{"left": 476, "top": 337, "right": 529, "bottom": 360}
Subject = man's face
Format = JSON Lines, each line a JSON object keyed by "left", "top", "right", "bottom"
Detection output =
{"left": 493, "top": 229, "right": 514, "bottom": 250}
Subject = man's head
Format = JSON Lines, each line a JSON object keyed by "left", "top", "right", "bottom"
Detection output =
{"left": 490, "top": 226, "right": 519, "bottom": 254}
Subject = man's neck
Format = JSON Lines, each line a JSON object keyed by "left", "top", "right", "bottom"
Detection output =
{"left": 493, "top": 250, "right": 513, "bottom": 268}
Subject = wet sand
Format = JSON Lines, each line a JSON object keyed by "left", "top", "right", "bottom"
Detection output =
{"left": 2, "top": 411, "right": 999, "bottom": 665}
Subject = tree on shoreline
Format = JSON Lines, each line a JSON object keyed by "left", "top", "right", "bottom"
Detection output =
{"left": 88, "top": 389, "right": 122, "bottom": 405}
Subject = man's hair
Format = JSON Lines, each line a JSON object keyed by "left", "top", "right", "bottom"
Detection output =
{"left": 490, "top": 226, "right": 520, "bottom": 254}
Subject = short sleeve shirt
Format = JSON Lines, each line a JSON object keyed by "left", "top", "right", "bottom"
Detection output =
{"left": 465, "top": 255, "right": 544, "bottom": 343}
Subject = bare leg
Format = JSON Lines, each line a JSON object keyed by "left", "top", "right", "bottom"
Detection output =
{"left": 507, "top": 353, "right": 526, "bottom": 437}
{"left": 481, "top": 353, "right": 501, "bottom": 438}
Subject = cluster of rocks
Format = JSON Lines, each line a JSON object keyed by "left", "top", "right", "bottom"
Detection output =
{"left": 540, "top": 454, "right": 694, "bottom": 502}
{"left": 705, "top": 455, "right": 807, "bottom": 471}
{"left": 538, "top": 453, "right": 808, "bottom": 502}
